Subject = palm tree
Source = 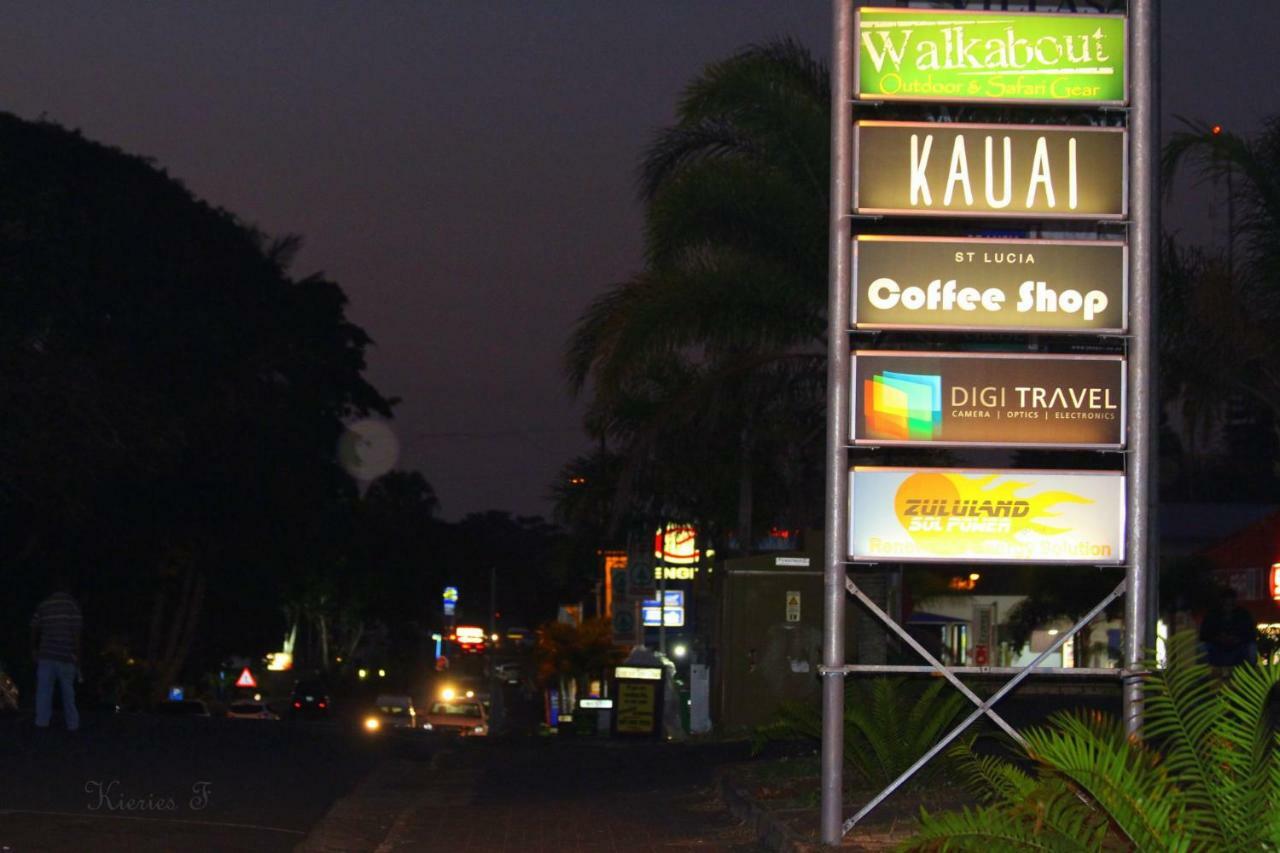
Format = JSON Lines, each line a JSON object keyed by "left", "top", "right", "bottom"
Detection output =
{"left": 565, "top": 39, "right": 831, "bottom": 550}
{"left": 1162, "top": 118, "right": 1280, "bottom": 439}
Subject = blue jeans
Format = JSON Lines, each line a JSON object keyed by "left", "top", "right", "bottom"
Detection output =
{"left": 35, "top": 659, "right": 79, "bottom": 730}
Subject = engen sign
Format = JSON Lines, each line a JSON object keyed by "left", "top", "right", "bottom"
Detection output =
{"left": 848, "top": 467, "right": 1125, "bottom": 564}
{"left": 856, "top": 8, "right": 1127, "bottom": 105}
{"left": 855, "top": 121, "right": 1126, "bottom": 219}
{"left": 853, "top": 236, "right": 1127, "bottom": 333}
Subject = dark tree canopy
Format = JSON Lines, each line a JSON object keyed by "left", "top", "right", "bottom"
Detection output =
{"left": 0, "top": 113, "right": 391, "bottom": 691}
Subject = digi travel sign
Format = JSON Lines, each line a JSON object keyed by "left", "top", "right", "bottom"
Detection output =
{"left": 855, "top": 121, "right": 1126, "bottom": 219}
{"left": 856, "top": 8, "right": 1127, "bottom": 105}
{"left": 853, "top": 351, "right": 1125, "bottom": 449}
{"left": 853, "top": 236, "right": 1126, "bottom": 333}
{"left": 848, "top": 467, "right": 1125, "bottom": 565}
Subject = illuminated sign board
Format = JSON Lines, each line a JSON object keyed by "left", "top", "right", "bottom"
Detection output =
{"left": 442, "top": 585, "right": 458, "bottom": 617}
{"left": 848, "top": 467, "right": 1125, "bottom": 564}
{"left": 856, "top": 8, "right": 1127, "bottom": 105}
{"left": 655, "top": 523, "right": 700, "bottom": 564}
{"left": 855, "top": 121, "right": 1126, "bottom": 219}
{"left": 642, "top": 590, "right": 685, "bottom": 628}
{"left": 853, "top": 351, "right": 1125, "bottom": 448}
{"left": 853, "top": 236, "right": 1127, "bottom": 333}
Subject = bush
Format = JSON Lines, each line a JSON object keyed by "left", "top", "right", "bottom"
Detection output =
{"left": 902, "top": 633, "right": 1280, "bottom": 851}
{"left": 754, "top": 676, "right": 970, "bottom": 789}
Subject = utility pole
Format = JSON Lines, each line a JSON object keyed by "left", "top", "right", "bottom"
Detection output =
{"left": 1124, "top": 0, "right": 1159, "bottom": 738}
{"left": 820, "top": 0, "right": 853, "bottom": 844}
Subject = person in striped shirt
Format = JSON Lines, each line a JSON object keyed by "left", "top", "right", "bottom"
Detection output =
{"left": 30, "top": 579, "right": 82, "bottom": 731}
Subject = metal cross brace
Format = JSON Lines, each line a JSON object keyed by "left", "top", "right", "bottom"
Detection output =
{"left": 838, "top": 575, "right": 1026, "bottom": 746}
{"left": 840, "top": 578, "right": 1128, "bottom": 836}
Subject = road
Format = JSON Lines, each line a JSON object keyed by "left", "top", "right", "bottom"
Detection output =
{"left": 0, "top": 711, "right": 420, "bottom": 852}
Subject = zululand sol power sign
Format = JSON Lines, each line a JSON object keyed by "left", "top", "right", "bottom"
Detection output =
{"left": 856, "top": 8, "right": 1127, "bottom": 105}
{"left": 848, "top": 467, "right": 1125, "bottom": 564}
{"left": 855, "top": 121, "right": 1126, "bottom": 219}
{"left": 853, "top": 236, "right": 1126, "bottom": 333}
{"left": 853, "top": 351, "right": 1125, "bottom": 448}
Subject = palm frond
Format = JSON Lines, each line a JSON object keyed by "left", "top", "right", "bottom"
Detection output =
{"left": 1026, "top": 711, "right": 1194, "bottom": 850}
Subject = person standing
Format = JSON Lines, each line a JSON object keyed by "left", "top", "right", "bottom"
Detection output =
{"left": 30, "top": 579, "right": 82, "bottom": 731}
{"left": 1199, "top": 587, "right": 1258, "bottom": 669}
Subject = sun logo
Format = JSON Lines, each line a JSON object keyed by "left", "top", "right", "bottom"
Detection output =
{"left": 893, "top": 472, "right": 1093, "bottom": 555}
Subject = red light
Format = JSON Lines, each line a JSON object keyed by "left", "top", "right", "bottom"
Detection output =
{"left": 293, "top": 701, "right": 301, "bottom": 708}
{"left": 318, "top": 702, "right": 327, "bottom": 709}
{"left": 1212, "top": 124, "right": 1223, "bottom": 135}
{"left": 1270, "top": 564, "right": 1280, "bottom": 600}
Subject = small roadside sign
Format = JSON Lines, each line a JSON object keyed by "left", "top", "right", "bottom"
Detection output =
{"left": 612, "top": 606, "right": 638, "bottom": 646}
{"left": 786, "top": 591, "right": 802, "bottom": 623}
{"left": 610, "top": 567, "right": 628, "bottom": 609}
{"left": 629, "top": 561, "right": 656, "bottom": 597}
{"left": 235, "top": 667, "right": 258, "bottom": 689}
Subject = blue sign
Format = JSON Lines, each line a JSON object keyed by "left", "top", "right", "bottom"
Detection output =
{"left": 168, "top": 686, "right": 185, "bottom": 701}
{"left": 642, "top": 590, "right": 685, "bottom": 627}
{"left": 443, "top": 585, "right": 458, "bottom": 616}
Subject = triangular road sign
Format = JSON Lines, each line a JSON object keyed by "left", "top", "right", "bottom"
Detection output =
{"left": 235, "top": 667, "right": 258, "bottom": 689}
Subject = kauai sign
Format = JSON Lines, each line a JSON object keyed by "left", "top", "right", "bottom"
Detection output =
{"left": 855, "top": 121, "right": 1126, "bottom": 219}
{"left": 856, "top": 8, "right": 1127, "bottom": 105}
{"left": 848, "top": 467, "right": 1125, "bottom": 564}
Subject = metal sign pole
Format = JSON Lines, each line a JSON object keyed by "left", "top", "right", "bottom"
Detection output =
{"left": 1124, "top": 0, "right": 1159, "bottom": 737}
{"left": 820, "top": 0, "right": 854, "bottom": 845}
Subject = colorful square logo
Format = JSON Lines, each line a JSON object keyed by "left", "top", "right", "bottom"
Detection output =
{"left": 864, "top": 371, "right": 941, "bottom": 441}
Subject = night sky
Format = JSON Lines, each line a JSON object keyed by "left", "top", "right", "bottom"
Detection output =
{"left": 2, "top": 1, "right": 1275, "bottom": 519}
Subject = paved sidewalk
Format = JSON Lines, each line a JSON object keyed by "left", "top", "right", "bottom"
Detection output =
{"left": 299, "top": 737, "right": 764, "bottom": 853}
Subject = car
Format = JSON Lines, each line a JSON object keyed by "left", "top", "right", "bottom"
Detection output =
{"left": 438, "top": 675, "right": 490, "bottom": 708}
{"left": 289, "top": 679, "right": 331, "bottom": 719}
{"left": 226, "top": 701, "right": 279, "bottom": 721}
{"left": 492, "top": 661, "right": 522, "bottom": 684}
{"left": 421, "top": 698, "right": 488, "bottom": 736}
{"left": 156, "top": 699, "right": 211, "bottom": 717}
{"left": 363, "top": 694, "right": 417, "bottom": 733}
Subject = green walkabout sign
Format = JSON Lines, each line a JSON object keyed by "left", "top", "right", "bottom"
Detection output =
{"left": 856, "top": 8, "right": 1127, "bottom": 105}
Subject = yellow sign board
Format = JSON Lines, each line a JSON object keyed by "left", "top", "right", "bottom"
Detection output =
{"left": 848, "top": 467, "right": 1125, "bottom": 564}
{"left": 614, "top": 682, "right": 657, "bottom": 735}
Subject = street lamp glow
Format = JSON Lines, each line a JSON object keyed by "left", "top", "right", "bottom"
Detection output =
{"left": 672, "top": 643, "right": 688, "bottom": 659}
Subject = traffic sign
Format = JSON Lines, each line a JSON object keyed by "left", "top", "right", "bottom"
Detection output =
{"left": 612, "top": 606, "right": 638, "bottom": 646}
{"left": 628, "top": 561, "right": 656, "bottom": 597}
{"left": 610, "top": 567, "right": 628, "bottom": 605}
{"left": 235, "top": 667, "right": 257, "bottom": 689}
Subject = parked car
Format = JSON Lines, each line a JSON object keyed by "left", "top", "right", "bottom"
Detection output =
{"left": 226, "top": 701, "right": 279, "bottom": 721}
{"left": 289, "top": 679, "right": 331, "bottom": 719}
{"left": 492, "top": 661, "right": 522, "bottom": 684}
{"left": 363, "top": 693, "right": 417, "bottom": 732}
{"left": 421, "top": 698, "right": 488, "bottom": 736}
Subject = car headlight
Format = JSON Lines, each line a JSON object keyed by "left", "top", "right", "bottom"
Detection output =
{"left": 465, "top": 690, "right": 475, "bottom": 699}
{"left": 423, "top": 722, "right": 433, "bottom": 731}
{"left": 440, "top": 687, "right": 456, "bottom": 701}
{"left": 364, "top": 717, "right": 381, "bottom": 732}
{"left": 473, "top": 725, "right": 487, "bottom": 734}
